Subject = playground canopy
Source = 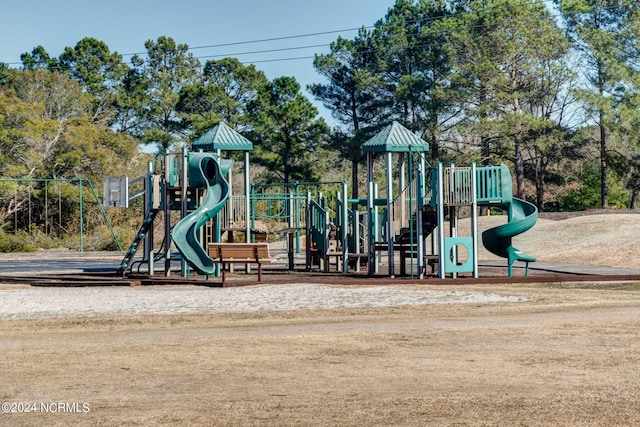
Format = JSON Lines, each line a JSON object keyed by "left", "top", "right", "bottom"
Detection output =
{"left": 362, "top": 121, "right": 430, "bottom": 153}
{"left": 191, "top": 121, "right": 254, "bottom": 152}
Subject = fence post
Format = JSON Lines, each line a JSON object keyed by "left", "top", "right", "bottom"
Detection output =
{"left": 79, "top": 179, "right": 84, "bottom": 252}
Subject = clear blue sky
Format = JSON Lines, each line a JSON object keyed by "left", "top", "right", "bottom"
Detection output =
{"left": 1, "top": 0, "right": 396, "bottom": 122}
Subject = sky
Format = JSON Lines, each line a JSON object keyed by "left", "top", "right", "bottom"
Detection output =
{"left": 1, "top": 0, "right": 396, "bottom": 123}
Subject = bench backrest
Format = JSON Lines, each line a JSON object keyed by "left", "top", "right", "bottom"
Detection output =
{"left": 207, "top": 243, "right": 270, "bottom": 260}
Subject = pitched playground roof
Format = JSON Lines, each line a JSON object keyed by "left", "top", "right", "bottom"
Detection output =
{"left": 362, "top": 121, "right": 430, "bottom": 153}
{"left": 191, "top": 122, "right": 254, "bottom": 151}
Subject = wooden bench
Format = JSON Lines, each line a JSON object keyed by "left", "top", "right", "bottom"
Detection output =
{"left": 207, "top": 243, "right": 275, "bottom": 284}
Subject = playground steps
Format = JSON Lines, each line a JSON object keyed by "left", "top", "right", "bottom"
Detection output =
{"left": 421, "top": 206, "right": 438, "bottom": 235}
{"left": 396, "top": 207, "right": 438, "bottom": 243}
{"left": 117, "top": 209, "right": 159, "bottom": 276}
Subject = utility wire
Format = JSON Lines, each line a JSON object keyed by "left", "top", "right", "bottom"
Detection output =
{"left": 2, "top": 0, "right": 634, "bottom": 66}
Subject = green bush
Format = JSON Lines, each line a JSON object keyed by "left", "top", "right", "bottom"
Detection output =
{"left": 0, "top": 230, "right": 37, "bottom": 252}
{"left": 30, "top": 230, "right": 59, "bottom": 249}
{"left": 93, "top": 225, "right": 135, "bottom": 251}
{"left": 559, "top": 163, "right": 630, "bottom": 210}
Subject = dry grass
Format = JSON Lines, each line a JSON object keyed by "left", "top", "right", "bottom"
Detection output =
{"left": 1, "top": 289, "right": 640, "bottom": 426}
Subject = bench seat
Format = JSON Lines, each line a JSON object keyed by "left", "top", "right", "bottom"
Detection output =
{"left": 207, "top": 243, "right": 275, "bottom": 284}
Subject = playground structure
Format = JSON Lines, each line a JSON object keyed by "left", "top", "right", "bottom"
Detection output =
{"left": 112, "top": 121, "right": 538, "bottom": 280}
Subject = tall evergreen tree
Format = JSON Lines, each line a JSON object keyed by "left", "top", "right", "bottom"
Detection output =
{"left": 448, "top": 0, "right": 568, "bottom": 199}
{"left": 249, "top": 76, "right": 329, "bottom": 183}
{"left": 130, "top": 36, "right": 201, "bottom": 153}
{"left": 373, "top": 0, "right": 457, "bottom": 153}
{"left": 20, "top": 46, "right": 58, "bottom": 71}
{"left": 555, "top": 0, "right": 634, "bottom": 208}
{"left": 58, "top": 37, "right": 128, "bottom": 125}
{"left": 177, "top": 57, "right": 268, "bottom": 137}
{"left": 310, "top": 29, "right": 386, "bottom": 197}
{"left": 0, "top": 62, "right": 8, "bottom": 86}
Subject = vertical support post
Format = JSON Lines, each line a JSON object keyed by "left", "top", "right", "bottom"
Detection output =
{"left": 14, "top": 186, "right": 18, "bottom": 233}
{"left": 318, "top": 192, "right": 331, "bottom": 273}
{"left": 163, "top": 153, "right": 172, "bottom": 277}
{"left": 145, "top": 161, "right": 154, "bottom": 275}
{"left": 228, "top": 161, "right": 233, "bottom": 233}
{"left": 408, "top": 150, "right": 414, "bottom": 279}
{"left": 354, "top": 211, "right": 361, "bottom": 272}
{"left": 320, "top": 192, "right": 329, "bottom": 273}
{"left": 286, "top": 182, "right": 295, "bottom": 270}
{"left": 250, "top": 185, "right": 255, "bottom": 240}
{"left": 245, "top": 151, "right": 251, "bottom": 273}
{"left": 181, "top": 147, "right": 189, "bottom": 277}
{"left": 374, "top": 182, "right": 380, "bottom": 274}
{"left": 214, "top": 202, "right": 221, "bottom": 277}
{"left": 367, "top": 152, "right": 375, "bottom": 276}
{"left": 58, "top": 182, "right": 62, "bottom": 237}
{"left": 28, "top": 185, "right": 32, "bottom": 234}
{"left": 306, "top": 190, "right": 312, "bottom": 271}
{"left": 437, "top": 163, "right": 445, "bottom": 279}
{"left": 471, "top": 163, "right": 479, "bottom": 278}
{"left": 244, "top": 151, "right": 252, "bottom": 247}
{"left": 342, "top": 179, "right": 349, "bottom": 273}
{"left": 45, "top": 182, "right": 48, "bottom": 236}
{"left": 79, "top": 179, "right": 84, "bottom": 252}
{"left": 398, "top": 153, "right": 406, "bottom": 230}
{"left": 214, "top": 150, "right": 222, "bottom": 278}
{"left": 421, "top": 155, "right": 426, "bottom": 203}
{"left": 295, "top": 183, "right": 301, "bottom": 254}
{"left": 386, "top": 152, "right": 395, "bottom": 277}
{"left": 416, "top": 159, "right": 425, "bottom": 279}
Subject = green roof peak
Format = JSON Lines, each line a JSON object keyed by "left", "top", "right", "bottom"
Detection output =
{"left": 362, "top": 121, "right": 430, "bottom": 153}
{"left": 191, "top": 122, "right": 254, "bottom": 152}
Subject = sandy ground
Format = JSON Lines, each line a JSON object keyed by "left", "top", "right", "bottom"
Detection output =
{"left": 1, "top": 213, "right": 640, "bottom": 426}
{"left": 465, "top": 211, "right": 640, "bottom": 269}
{"left": 0, "top": 284, "right": 524, "bottom": 320}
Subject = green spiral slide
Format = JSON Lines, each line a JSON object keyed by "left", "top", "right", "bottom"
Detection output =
{"left": 172, "top": 153, "right": 232, "bottom": 275}
{"left": 481, "top": 166, "right": 538, "bottom": 276}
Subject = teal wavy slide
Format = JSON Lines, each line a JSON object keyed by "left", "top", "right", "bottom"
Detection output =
{"left": 172, "top": 153, "right": 231, "bottom": 275}
{"left": 481, "top": 197, "right": 538, "bottom": 276}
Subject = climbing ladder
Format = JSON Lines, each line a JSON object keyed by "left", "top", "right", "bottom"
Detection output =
{"left": 117, "top": 209, "right": 159, "bottom": 276}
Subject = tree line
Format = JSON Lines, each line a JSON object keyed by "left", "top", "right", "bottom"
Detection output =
{"left": 2, "top": 0, "right": 640, "bottom": 238}
{"left": 312, "top": 0, "right": 640, "bottom": 208}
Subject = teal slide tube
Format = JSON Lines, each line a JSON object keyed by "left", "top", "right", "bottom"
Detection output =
{"left": 481, "top": 197, "right": 538, "bottom": 276}
{"left": 171, "top": 153, "right": 231, "bottom": 275}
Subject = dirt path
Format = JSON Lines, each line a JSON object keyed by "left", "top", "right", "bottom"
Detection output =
{"left": 1, "top": 284, "right": 640, "bottom": 426}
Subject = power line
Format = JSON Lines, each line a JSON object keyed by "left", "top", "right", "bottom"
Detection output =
{"left": 0, "top": 0, "right": 550, "bottom": 64}
{"left": 2, "top": 0, "right": 633, "bottom": 67}
{"left": 173, "top": 1, "right": 635, "bottom": 64}
{"left": 193, "top": 43, "right": 329, "bottom": 60}
{"left": 174, "top": 28, "right": 366, "bottom": 52}
{"left": 116, "top": 27, "right": 369, "bottom": 59}
{"left": 227, "top": 1, "right": 634, "bottom": 66}
{"left": 243, "top": 55, "right": 316, "bottom": 65}
{"left": 1, "top": 27, "right": 366, "bottom": 66}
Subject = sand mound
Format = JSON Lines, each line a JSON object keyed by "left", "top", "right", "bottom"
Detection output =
{"left": 458, "top": 214, "right": 640, "bottom": 269}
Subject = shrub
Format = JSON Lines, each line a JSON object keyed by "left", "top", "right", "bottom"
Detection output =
{"left": 92, "top": 225, "right": 135, "bottom": 251}
{"left": 0, "top": 230, "right": 37, "bottom": 252}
